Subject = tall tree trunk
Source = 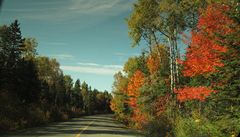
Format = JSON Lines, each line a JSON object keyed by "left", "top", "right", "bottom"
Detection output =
{"left": 168, "top": 38, "right": 174, "bottom": 94}
{"left": 168, "top": 31, "right": 179, "bottom": 95}
{"left": 173, "top": 29, "right": 179, "bottom": 84}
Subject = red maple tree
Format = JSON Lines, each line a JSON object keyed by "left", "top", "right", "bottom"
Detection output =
{"left": 182, "top": 3, "right": 233, "bottom": 77}
{"left": 176, "top": 3, "right": 234, "bottom": 102}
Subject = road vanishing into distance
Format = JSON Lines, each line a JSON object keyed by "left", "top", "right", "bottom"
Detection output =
{"left": 2, "top": 114, "right": 143, "bottom": 137}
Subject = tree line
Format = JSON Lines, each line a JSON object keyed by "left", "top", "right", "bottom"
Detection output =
{"left": 0, "top": 20, "right": 112, "bottom": 132}
{"left": 111, "top": 0, "right": 239, "bottom": 136}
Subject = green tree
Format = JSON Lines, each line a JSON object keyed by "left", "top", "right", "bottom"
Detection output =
{"left": 111, "top": 72, "right": 130, "bottom": 123}
{"left": 72, "top": 79, "right": 83, "bottom": 110}
{"left": 208, "top": 1, "right": 240, "bottom": 134}
{"left": 87, "top": 89, "right": 96, "bottom": 115}
{"left": 22, "top": 38, "right": 37, "bottom": 59}
{"left": 54, "top": 73, "right": 66, "bottom": 107}
{"left": 0, "top": 20, "right": 24, "bottom": 88}
{"left": 123, "top": 53, "right": 148, "bottom": 77}
{"left": 63, "top": 75, "right": 73, "bottom": 109}
{"left": 81, "top": 81, "right": 89, "bottom": 113}
{"left": 64, "top": 75, "right": 73, "bottom": 94}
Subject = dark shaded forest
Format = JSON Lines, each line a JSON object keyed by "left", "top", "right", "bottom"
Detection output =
{"left": 0, "top": 20, "right": 112, "bottom": 132}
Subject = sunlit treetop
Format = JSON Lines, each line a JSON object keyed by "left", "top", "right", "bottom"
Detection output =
{"left": 182, "top": 3, "right": 234, "bottom": 77}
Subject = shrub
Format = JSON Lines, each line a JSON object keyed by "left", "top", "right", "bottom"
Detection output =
{"left": 144, "top": 115, "right": 173, "bottom": 137}
{"left": 174, "top": 116, "right": 223, "bottom": 137}
{"left": 0, "top": 117, "right": 17, "bottom": 131}
{"left": 26, "top": 105, "right": 47, "bottom": 126}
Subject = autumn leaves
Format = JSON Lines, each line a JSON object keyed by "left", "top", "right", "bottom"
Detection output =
{"left": 175, "top": 3, "right": 236, "bottom": 102}
{"left": 182, "top": 3, "right": 231, "bottom": 77}
{"left": 111, "top": 0, "right": 239, "bottom": 136}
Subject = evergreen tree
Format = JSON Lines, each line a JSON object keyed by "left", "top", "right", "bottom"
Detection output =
{"left": 73, "top": 79, "right": 83, "bottom": 110}
{"left": 81, "top": 81, "right": 89, "bottom": 113}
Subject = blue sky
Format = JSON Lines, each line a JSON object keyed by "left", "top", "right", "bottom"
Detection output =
{"left": 0, "top": 0, "right": 145, "bottom": 91}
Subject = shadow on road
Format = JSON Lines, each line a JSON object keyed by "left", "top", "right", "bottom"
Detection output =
{"left": 82, "top": 129, "right": 139, "bottom": 135}
{"left": 3, "top": 114, "right": 143, "bottom": 137}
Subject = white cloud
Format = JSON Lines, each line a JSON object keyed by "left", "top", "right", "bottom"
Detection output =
{"left": 103, "top": 65, "right": 123, "bottom": 69}
{"left": 114, "top": 52, "right": 142, "bottom": 57}
{"left": 77, "top": 62, "right": 100, "bottom": 66}
{"left": 61, "top": 62, "right": 123, "bottom": 75}
{"left": 49, "top": 54, "right": 74, "bottom": 60}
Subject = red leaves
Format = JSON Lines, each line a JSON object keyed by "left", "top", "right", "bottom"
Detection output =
{"left": 174, "top": 86, "right": 216, "bottom": 102}
{"left": 198, "top": 3, "right": 233, "bottom": 37}
{"left": 182, "top": 3, "right": 233, "bottom": 77}
{"left": 175, "top": 3, "right": 236, "bottom": 102}
{"left": 182, "top": 31, "right": 226, "bottom": 77}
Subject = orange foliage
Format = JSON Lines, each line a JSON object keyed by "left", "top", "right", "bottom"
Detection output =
{"left": 182, "top": 3, "right": 233, "bottom": 77}
{"left": 131, "top": 108, "right": 149, "bottom": 129}
{"left": 127, "top": 70, "right": 144, "bottom": 108}
{"left": 127, "top": 70, "right": 146, "bottom": 129}
{"left": 174, "top": 86, "right": 216, "bottom": 102}
{"left": 147, "top": 55, "right": 160, "bottom": 74}
{"left": 110, "top": 100, "right": 116, "bottom": 112}
{"left": 147, "top": 45, "right": 168, "bottom": 75}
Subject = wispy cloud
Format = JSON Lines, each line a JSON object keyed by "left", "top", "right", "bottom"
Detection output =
{"left": 103, "top": 65, "right": 123, "bottom": 69}
{"left": 49, "top": 54, "right": 74, "bottom": 60}
{"left": 77, "top": 62, "right": 100, "bottom": 66}
{"left": 114, "top": 52, "right": 141, "bottom": 57}
{"left": 61, "top": 62, "right": 123, "bottom": 75}
{"left": 68, "top": 0, "right": 131, "bottom": 15}
{"left": 2, "top": 0, "right": 134, "bottom": 21}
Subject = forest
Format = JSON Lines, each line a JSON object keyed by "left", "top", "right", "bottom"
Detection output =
{"left": 0, "top": 20, "right": 112, "bottom": 132}
{"left": 110, "top": 0, "right": 240, "bottom": 137}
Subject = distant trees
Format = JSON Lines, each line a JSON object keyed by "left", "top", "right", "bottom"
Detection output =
{"left": 0, "top": 20, "right": 112, "bottom": 132}
{"left": 72, "top": 79, "right": 83, "bottom": 111}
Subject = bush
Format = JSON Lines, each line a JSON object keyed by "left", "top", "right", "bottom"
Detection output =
{"left": 61, "top": 112, "right": 69, "bottom": 121}
{"left": 26, "top": 105, "right": 47, "bottom": 126}
{"left": 0, "top": 117, "right": 17, "bottom": 131}
{"left": 144, "top": 115, "right": 173, "bottom": 137}
{"left": 49, "top": 107, "right": 63, "bottom": 122}
{"left": 174, "top": 116, "right": 223, "bottom": 137}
